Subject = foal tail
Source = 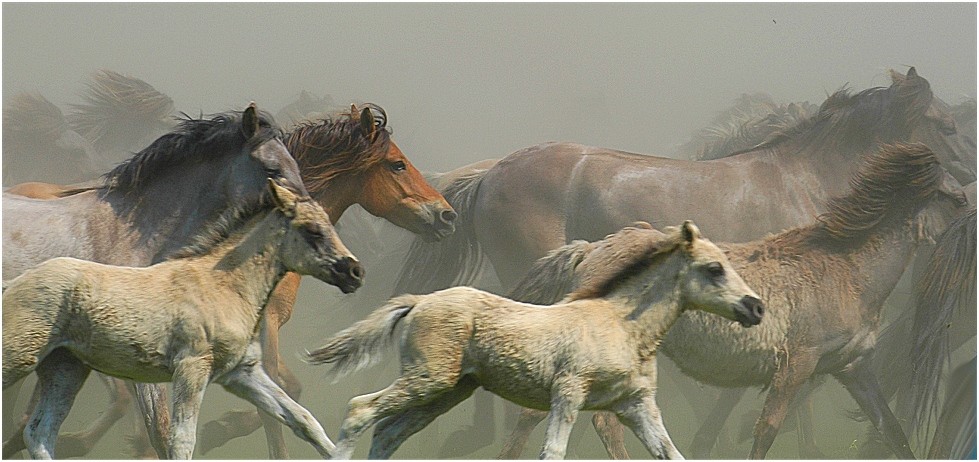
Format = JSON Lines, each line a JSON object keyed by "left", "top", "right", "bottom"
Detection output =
{"left": 392, "top": 170, "right": 488, "bottom": 296}
{"left": 305, "top": 294, "right": 422, "bottom": 379}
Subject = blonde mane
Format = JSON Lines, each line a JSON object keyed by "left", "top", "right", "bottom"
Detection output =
{"left": 566, "top": 225, "right": 675, "bottom": 301}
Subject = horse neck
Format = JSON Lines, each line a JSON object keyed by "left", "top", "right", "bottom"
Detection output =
{"left": 603, "top": 252, "right": 686, "bottom": 360}
{"left": 103, "top": 162, "right": 237, "bottom": 260}
{"left": 306, "top": 175, "right": 357, "bottom": 224}
{"left": 195, "top": 210, "right": 290, "bottom": 316}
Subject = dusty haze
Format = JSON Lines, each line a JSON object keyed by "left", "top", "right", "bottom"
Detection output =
{"left": 3, "top": 2, "right": 976, "bottom": 460}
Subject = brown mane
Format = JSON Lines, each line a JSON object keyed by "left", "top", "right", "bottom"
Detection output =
{"left": 566, "top": 225, "right": 677, "bottom": 301}
{"left": 285, "top": 103, "right": 392, "bottom": 194}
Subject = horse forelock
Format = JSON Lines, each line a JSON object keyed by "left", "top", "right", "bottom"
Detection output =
{"left": 567, "top": 227, "right": 678, "bottom": 301}
{"left": 815, "top": 142, "right": 943, "bottom": 241}
{"left": 285, "top": 105, "right": 392, "bottom": 194}
{"left": 101, "top": 110, "right": 281, "bottom": 193}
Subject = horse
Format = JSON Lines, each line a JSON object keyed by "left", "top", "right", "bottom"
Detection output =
{"left": 393, "top": 68, "right": 965, "bottom": 294}
{"left": 2, "top": 93, "right": 105, "bottom": 185}
{"left": 197, "top": 103, "right": 456, "bottom": 458}
{"left": 1, "top": 103, "right": 310, "bottom": 459}
{"left": 2, "top": 180, "right": 363, "bottom": 459}
{"left": 392, "top": 67, "right": 971, "bottom": 456}
{"left": 495, "top": 142, "right": 968, "bottom": 459}
{"left": 307, "top": 220, "right": 764, "bottom": 460}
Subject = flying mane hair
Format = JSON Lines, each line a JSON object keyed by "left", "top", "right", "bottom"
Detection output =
{"left": 284, "top": 103, "right": 392, "bottom": 193}
{"left": 68, "top": 69, "right": 175, "bottom": 150}
{"left": 101, "top": 109, "right": 282, "bottom": 193}
{"left": 3, "top": 93, "right": 68, "bottom": 139}
{"left": 565, "top": 225, "right": 678, "bottom": 302}
{"left": 730, "top": 68, "right": 932, "bottom": 156}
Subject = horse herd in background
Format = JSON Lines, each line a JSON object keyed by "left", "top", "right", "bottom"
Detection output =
{"left": 1, "top": 67, "right": 975, "bottom": 460}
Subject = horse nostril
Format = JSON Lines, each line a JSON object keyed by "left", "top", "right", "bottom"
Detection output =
{"left": 742, "top": 295, "right": 764, "bottom": 319}
{"left": 440, "top": 209, "right": 458, "bottom": 225}
{"left": 348, "top": 259, "right": 365, "bottom": 280}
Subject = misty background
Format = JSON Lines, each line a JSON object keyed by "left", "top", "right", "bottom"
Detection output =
{"left": 2, "top": 3, "right": 976, "bottom": 460}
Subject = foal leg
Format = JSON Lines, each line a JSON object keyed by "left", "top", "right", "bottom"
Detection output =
{"left": 369, "top": 378, "right": 479, "bottom": 459}
{"left": 167, "top": 356, "right": 212, "bottom": 459}
{"left": 540, "top": 385, "right": 585, "bottom": 460}
{"left": 749, "top": 348, "right": 818, "bottom": 459}
{"left": 218, "top": 352, "right": 334, "bottom": 458}
{"left": 498, "top": 407, "right": 548, "bottom": 459}
{"left": 23, "top": 349, "right": 91, "bottom": 460}
{"left": 256, "top": 274, "right": 301, "bottom": 459}
{"left": 55, "top": 375, "right": 133, "bottom": 457}
{"left": 615, "top": 394, "right": 684, "bottom": 459}
{"left": 833, "top": 353, "right": 914, "bottom": 459}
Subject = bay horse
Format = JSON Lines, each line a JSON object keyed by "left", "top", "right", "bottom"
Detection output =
{"left": 2, "top": 103, "right": 310, "bottom": 458}
{"left": 308, "top": 221, "right": 764, "bottom": 459}
{"left": 198, "top": 103, "right": 456, "bottom": 458}
{"left": 2, "top": 180, "right": 363, "bottom": 459}
{"left": 497, "top": 143, "right": 968, "bottom": 459}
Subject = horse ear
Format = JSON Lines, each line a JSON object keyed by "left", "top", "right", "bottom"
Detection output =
{"left": 360, "top": 107, "right": 377, "bottom": 142}
{"left": 907, "top": 67, "right": 918, "bottom": 78}
{"left": 629, "top": 221, "right": 654, "bottom": 230}
{"left": 243, "top": 102, "right": 259, "bottom": 139}
{"left": 268, "top": 179, "right": 297, "bottom": 218}
{"left": 681, "top": 220, "right": 700, "bottom": 244}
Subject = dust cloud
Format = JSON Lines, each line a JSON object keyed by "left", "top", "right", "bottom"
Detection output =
{"left": 2, "top": 3, "right": 975, "bottom": 460}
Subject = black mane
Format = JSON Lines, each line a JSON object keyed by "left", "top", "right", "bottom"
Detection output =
{"left": 102, "top": 109, "right": 282, "bottom": 192}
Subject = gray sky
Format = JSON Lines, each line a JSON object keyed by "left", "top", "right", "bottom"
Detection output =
{"left": 4, "top": 3, "right": 976, "bottom": 171}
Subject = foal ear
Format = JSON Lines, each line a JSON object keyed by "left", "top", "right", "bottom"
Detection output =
{"left": 243, "top": 102, "right": 260, "bottom": 139}
{"left": 681, "top": 220, "right": 701, "bottom": 244}
{"left": 906, "top": 67, "right": 918, "bottom": 79}
{"left": 268, "top": 179, "right": 297, "bottom": 217}
{"left": 359, "top": 107, "right": 378, "bottom": 142}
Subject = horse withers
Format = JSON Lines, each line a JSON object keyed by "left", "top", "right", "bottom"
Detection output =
{"left": 308, "top": 221, "right": 763, "bottom": 459}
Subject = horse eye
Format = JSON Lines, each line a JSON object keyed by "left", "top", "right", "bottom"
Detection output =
{"left": 391, "top": 161, "right": 407, "bottom": 172}
{"left": 705, "top": 262, "right": 725, "bottom": 278}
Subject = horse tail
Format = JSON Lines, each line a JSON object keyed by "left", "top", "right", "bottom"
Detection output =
{"left": 392, "top": 170, "right": 488, "bottom": 296}
{"left": 304, "top": 294, "right": 422, "bottom": 379}
{"left": 506, "top": 240, "right": 594, "bottom": 304}
{"left": 904, "top": 206, "right": 977, "bottom": 440}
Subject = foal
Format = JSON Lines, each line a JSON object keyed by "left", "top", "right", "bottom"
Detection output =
{"left": 2, "top": 180, "right": 363, "bottom": 459}
{"left": 308, "top": 221, "right": 764, "bottom": 459}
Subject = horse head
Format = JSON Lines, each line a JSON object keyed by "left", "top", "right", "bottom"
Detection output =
{"left": 268, "top": 179, "right": 364, "bottom": 294}
{"left": 287, "top": 103, "right": 457, "bottom": 241}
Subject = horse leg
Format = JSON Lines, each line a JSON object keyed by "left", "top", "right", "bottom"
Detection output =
{"left": 3, "top": 378, "right": 40, "bottom": 458}
{"left": 792, "top": 384, "right": 827, "bottom": 459}
{"left": 24, "top": 349, "right": 91, "bottom": 460}
{"left": 259, "top": 274, "right": 300, "bottom": 459}
{"left": 436, "top": 388, "right": 497, "bottom": 458}
{"left": 540, "top": 385, "right": 585, "bottom": 460}
{"left": 832, "top": 353, "right": 914, "bottom": 459}
{"left": 370, "top": 378, "right": 479, "bottom": 459}
{"left": 167, "top": 356, "right": 212, "bottom": 459}
{"left": 55, "top": 375, "right": 133, "bottom": 457}
{"left": 133, "top": 382, "right": 170, "bottom": 458}
{"left": 749, "top": 348, "right": 818, "bottom": 459}
{"left": 689, "top": 387, "right": 745, "bottom": 458}
{"left": 614, "top": 393, "right": 684, "bottom": 459}
{"left": 219, "top": 344, "right": 334, "bottom": 459}
{"left": 498, "top": 407, "right": 548, "bottom": 459}
{"left": 592, "top": 411, "right": 630, "bottom": 459}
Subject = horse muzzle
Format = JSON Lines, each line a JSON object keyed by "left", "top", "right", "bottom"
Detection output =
{"left": 421, "top": 205, "right": 457, "bottom": 242}
{"left": 328, "top": 256, "right": 365, "bottom": 294}
{"left": 734, "top": 295, "right": 764, "bottom": 327}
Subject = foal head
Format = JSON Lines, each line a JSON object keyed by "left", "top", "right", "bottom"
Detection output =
{"left": 268, "top": 180, "right": 364, "bottom": 294}
{"left": 571, "top": 221, "right": 764, "bottom": 327}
